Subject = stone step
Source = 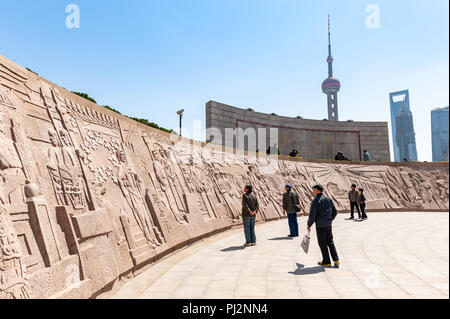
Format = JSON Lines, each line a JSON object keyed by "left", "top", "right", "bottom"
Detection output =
{"left": 134, "top": 237, "right": 147, "bottom": 248}
{"left": 134, "top": 231, "right": 146, "bottom": 242}
{"left": 132, "top": 250, "right": 154, "bottom": 266}
{"left": 132, "top": 243, "right": 151, "bottom": 257}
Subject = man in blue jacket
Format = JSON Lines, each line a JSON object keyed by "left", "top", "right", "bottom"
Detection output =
{"left": 307, "top": 185, "right": 340, "bottom": 268}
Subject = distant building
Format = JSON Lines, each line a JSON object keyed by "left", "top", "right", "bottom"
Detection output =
{"left": 431, "top": 106, "right": 449, "bottom": 162}
{"left": 389, "top": 90, "right": 418, "bottom": 162}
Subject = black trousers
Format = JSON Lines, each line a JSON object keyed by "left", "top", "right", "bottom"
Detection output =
{"left": 360, "top": 203, "right": 367, "bottom": 219}
{"left": 316, "top": 227, "right": 339, "bottom": 264}
{"left": 350, "top": 201, "right": 361, "bottom": 218}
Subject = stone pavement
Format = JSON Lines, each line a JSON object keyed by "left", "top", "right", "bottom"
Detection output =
{"left": 111, "top": 212, "right": 449, "bottom": 299}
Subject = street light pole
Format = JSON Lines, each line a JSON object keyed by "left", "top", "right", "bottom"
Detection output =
{"left": 177, "top": 109, "right": 184, "bottom": 137}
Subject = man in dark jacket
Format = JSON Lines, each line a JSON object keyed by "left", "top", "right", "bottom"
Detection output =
{"left": 307, "top": 185, "right": 340, "bottom": 268}
{"left": 358, "top": 188, "right": 368, "bottom": 220}
{"left": 282, "top": 184, "right": 300, "bottom": 237}
{"left": 348, "top": 184, "right": 361, "bottom": 219}
{"left": 242, "top": 185, "right": 259, "bottom": 247}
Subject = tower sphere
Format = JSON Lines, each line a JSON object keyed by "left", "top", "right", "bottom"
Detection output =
{"left": 322, "top": 77, "right": 341, "bottom": 94}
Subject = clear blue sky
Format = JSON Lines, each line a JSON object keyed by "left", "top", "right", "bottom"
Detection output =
{"left": 1, "top": 0, "right": 448, "bottom": 161}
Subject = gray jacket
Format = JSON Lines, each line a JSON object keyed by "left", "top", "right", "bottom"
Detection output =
{"left": 282, "top": 190, "right": 299, "bottom": 213}
{"left": 348, "top": 190, "right": 358, "bottom": 203}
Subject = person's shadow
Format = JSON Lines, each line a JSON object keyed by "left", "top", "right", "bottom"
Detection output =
{"left": 269, "top": 237, "right": 294, "bottom": 241}
{"left": 289, "top": 263, "right": 325, "bottom": 276}
{"left": 220, "top": 246, "right": 246, "bottom": 252}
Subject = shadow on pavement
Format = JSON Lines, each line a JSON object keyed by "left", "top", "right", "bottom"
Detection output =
{"left": 220, "top": 246, "right": 246, "bottom": 252}
{"left": 269, "top": 237, "right": 295, "bottom": 241}
{"left": 289, "top": 263, "right": 326, "bottom": 276}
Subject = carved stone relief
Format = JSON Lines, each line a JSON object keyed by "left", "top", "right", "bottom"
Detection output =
{"left": 0, "top": 54, "right": 448, "bottom": 299}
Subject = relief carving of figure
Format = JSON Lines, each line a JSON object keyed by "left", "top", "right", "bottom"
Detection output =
{"left": 117, "top": 150, "right": 162, "bottom": 247}
{"left": 212, "top": 167, "right": 240, "bottom": 222}
{"left": 0, "top": 202, "right": 30, "bottom": 299}
{"left": 47, "top": 129, "right": 84, "bottom": 209}
{"left": 0, "top": 110, "right": 25, "bottom": 204}
{"left": 59, "top": 129, "right": 84, "bottom": 210}
{"left": 47, "top": 130, "right": 65, "bottom": 205}
{"left": 151, "top": 147, "right": 187, "bottom": 224}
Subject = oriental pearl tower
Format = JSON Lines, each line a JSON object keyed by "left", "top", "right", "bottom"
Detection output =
{"left": 322, "top": 15, "right": 341, "bottom": 122}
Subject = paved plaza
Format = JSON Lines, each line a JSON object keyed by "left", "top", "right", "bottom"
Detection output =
{"left": 111, "top": 212, "right": 449, "bottom": 299}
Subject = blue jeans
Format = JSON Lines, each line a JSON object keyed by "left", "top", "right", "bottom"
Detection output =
{"left": 243, "top": 216, "right": 256, "bottom": 244}
{"left": 287, "top": 212, "right": 299, "bottom": 236}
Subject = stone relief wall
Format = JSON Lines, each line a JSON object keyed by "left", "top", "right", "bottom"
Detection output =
{"left": 0, "top": 54, "right": 448, "bottom": 299}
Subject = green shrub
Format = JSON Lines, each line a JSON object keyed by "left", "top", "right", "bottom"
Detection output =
{"left": 26, "top": 67, "right": 38, "bottom": 75}
{"left": 71, "top": 91, "right": 97, "bottom": 104}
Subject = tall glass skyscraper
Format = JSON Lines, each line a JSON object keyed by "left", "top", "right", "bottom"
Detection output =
{"left": 431, "top": 106, "right": 449, "bottom": 162}
{"left": 389, "top": 90, "right": 418, "bottom": 162}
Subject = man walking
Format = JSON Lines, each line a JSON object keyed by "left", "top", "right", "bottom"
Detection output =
{"left": 242, "top": 185, "right": 258, "bottom": 247}
{"left": 307, "top": 185, "right": 340, "bottom": 268}
{"left": 348, "top": 184, "right": 361, "bottom": 219}
{"left": 283, "top": 184, "right": 300, "bottom": 237}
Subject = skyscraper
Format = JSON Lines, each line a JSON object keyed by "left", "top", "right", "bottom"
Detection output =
{"left": 431, "top": 106, "right": 449, "bottom": 162}
{"left": 322, "top": 15, "right": 341, "bottom": 122}
{"left": 389, "top": 90, "right": 418, "bottom": 162}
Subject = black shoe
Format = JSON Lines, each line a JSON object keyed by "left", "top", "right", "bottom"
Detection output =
{"left": 288, "top": 235, "right": 295, "bottom": 238}
{"left": 347, "top": 217, "right": 355, "bottom": 220}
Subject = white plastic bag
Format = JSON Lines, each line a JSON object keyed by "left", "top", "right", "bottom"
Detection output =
{"left": 301, "top": 232, "right": 311, "bottom": 254}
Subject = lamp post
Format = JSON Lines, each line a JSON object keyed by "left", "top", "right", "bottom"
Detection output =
{"left": 177, "top": 109, "right": 184, "bottom": 137}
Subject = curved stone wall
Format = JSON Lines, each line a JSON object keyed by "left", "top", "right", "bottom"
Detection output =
{"left": 206, "top": 101, "right": 391, "bottom": 162}
{"left": 0, "top": 55, "right": 448, "bottom": 299}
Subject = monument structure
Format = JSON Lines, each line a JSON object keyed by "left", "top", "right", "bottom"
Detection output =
{"left": 206, "top": 19, "right": 390, "bottom": 161}
{"left": 206, "top": 101, "right": 391, "bottom": 161}
{"left": 0, "top": 54, "right": 448, "bottom": 299}
{"left": 322, "top": 15, "right": 341, "bottom": 122}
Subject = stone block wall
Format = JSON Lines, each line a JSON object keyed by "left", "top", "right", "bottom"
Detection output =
{"left": 206, "top": 101, "right": 391, "bottom": 162}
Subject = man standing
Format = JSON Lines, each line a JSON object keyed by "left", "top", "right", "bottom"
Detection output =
{"left": 362, "top": 150, "right": 372, "bottom": 162}
{"left": 307, "top": 185, "right": 340, "bottom": 268}
{"left": 242, "top": 185, "right": 258, "bottom": 247}
{"left": 283, "top": 184, "right": 300, "bottom": 237}
{"left": 358, "top": 188, "right": 368, "bottom": 220}
{"left": 348, "top": 184, "right": 361, "bottom": 219}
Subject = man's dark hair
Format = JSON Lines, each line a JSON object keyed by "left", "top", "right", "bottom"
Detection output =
{"left": 359, "top": 188, "right": 364, "bottom": 192}
{"left": 312, "top": 185, "right": 324, "bottom": 192}
{"left": 351, "top": 184, "right": 357, "bottom": 188}
{"left": 245, "top": 185, "right": 253, "bottom": 193}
